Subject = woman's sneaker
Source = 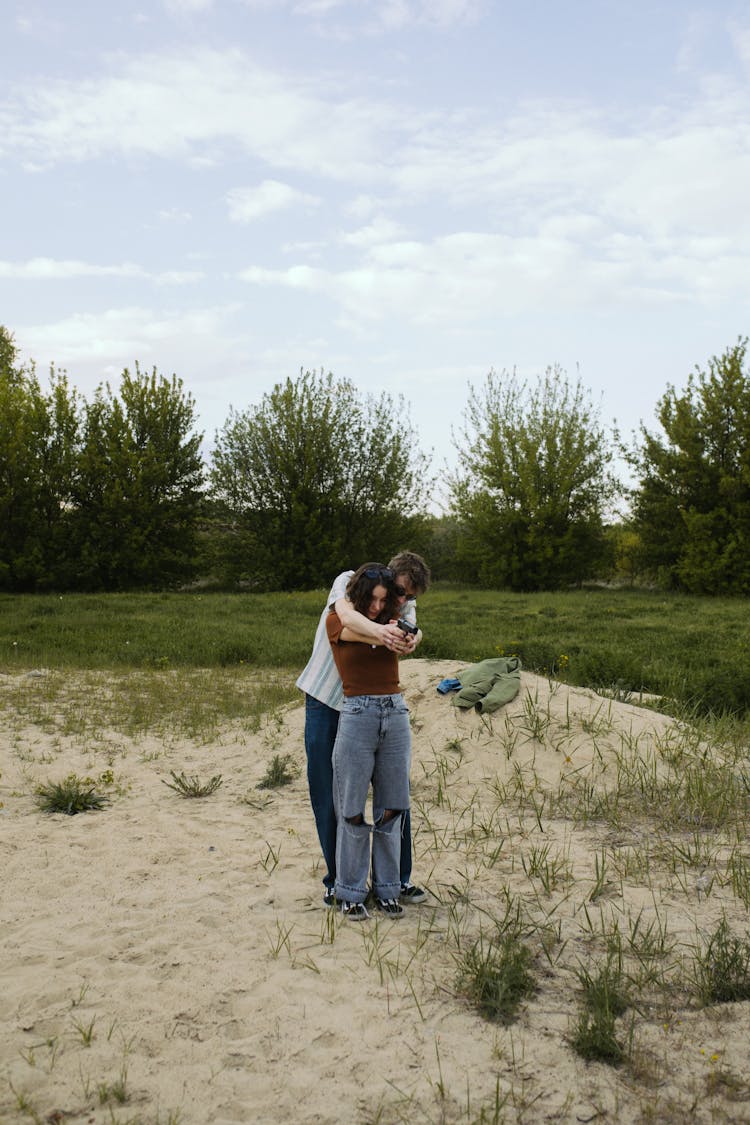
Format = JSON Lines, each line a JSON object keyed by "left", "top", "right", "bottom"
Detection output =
{"left": 374, "top": 897, "right": 405, "bottom": 917}
{"left": 340, "top": 901, "right": 369, "bottom": 920}
{"left": 323, "top": 888, "right": 337, "bottom": 908}
{"left": 400, "top": 882, "right": 427, "bottom": 905}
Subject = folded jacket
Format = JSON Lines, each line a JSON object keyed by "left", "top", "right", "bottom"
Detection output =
{"left": 453, "top": 656, "right": 522, "bottom": 713}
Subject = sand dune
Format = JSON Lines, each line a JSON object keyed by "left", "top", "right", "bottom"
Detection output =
{"left": 2, "top": 659, "right": 750, "bottom": 1123}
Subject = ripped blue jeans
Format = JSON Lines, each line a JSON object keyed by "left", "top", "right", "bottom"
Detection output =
{"left": 332, "top": 694, "right": 411, "bottom": 904}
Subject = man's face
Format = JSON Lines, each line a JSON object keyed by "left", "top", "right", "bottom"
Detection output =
{"left": 393, "top": 573, "right": 417, "bottom": 607}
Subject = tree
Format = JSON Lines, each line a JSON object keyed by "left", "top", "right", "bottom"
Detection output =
{"left": 630, "top": 339, "right": 750, "bottom": 594}
{"left": 209, "top": 370, "right": 431, "bottom": 590}
{"left": 450, "top": 366, "right": 616, "bottom": 591}
{"left": 0, "top": 327, "right": 80, "bottom": 590}
{"left": 68, "top": 364, "right": 204, "bottom": 589}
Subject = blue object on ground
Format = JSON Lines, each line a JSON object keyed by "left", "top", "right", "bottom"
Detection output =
{"left": 437, "top": 678, "right": 462, "bottom": 694}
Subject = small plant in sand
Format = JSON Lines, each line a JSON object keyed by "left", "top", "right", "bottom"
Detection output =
{"left": 517, "top": 689, "right": 552, "bottom": 743}
{"left": 456, "top": 928, "right": 535, "bottom": 1025}
{"left": 35, "top": 773, "right": 110, "bottom": 815}
{"left": 690, "top": 915, "right": 750, "bottom": 1005}
{"left": 97, "top": 1063, "right": 129, "bottom": 1106}
{"left": 162, "top": 770, "right": 223, "bottom": 798}
{"left": 256, "top": 753, "right": 298, "bottom": 790}
{"left": 71, "top": 1015, "right": 96, "bottom": 1046}
{"left": 571, "top": 956, "right": 629, "bottom": 1065}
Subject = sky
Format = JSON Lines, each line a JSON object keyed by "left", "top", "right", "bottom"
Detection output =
{"left": 2, "top": 0, "right": 750, "bottom": 507}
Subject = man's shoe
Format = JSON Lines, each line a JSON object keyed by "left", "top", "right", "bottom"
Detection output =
{"left": 340, "top": 901, "right": 369, "bottom": 920}
{"left": 374, "top": 897, "right": 405, "bottom": 917}
{"left": 323, "top": 888, "right": 337, "bottom": 908}
{"left": 400, "top": 882, "right": 427, "bottom": 905}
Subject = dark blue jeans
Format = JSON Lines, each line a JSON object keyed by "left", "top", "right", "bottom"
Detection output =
{"left": 304, "top": 694, "right": 413, "bottom": 890}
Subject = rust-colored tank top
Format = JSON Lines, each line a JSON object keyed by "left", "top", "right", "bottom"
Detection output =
{"left": 326, "top": 610, "right": 401, "bottom": 697}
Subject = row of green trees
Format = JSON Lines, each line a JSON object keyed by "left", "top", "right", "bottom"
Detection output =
{"left": 1, "top": 327, "right": 203, "bottom": 590}
{"left": 2, "top": 324, "right": 749, "bottom": 594}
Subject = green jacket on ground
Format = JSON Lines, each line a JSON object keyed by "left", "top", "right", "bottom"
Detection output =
{"left": 453, "top": 656, "right": 522, "bottom": 714}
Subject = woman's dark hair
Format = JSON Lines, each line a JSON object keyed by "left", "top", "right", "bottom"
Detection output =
{"left": 346, "top": 563, "right": 400, "bottom": 622}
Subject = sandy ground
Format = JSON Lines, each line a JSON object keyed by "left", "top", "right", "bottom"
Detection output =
{"left": 2, "top": 659, "right": 750, "bottom": 1125}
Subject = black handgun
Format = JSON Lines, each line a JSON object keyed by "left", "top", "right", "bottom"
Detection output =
{"left": 397, "top": 618, "right": 418, "bottom": 636}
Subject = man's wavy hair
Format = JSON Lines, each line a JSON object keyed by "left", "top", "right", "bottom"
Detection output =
{"left": 346, "top": 563, "right": 401, "bottom": 623}
{"left": 388, "top": 551, "right": 431, "bottom": 596}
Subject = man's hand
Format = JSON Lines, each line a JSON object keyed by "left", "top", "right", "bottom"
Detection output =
{"left": 379, "top": 621, "right": 418, "bottom": 653}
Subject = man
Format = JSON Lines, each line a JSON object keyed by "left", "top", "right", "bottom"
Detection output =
{"left": 296, "top": 551, "right": 431, "bottom": 907}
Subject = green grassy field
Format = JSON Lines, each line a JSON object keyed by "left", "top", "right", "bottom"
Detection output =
{"left": 2, "top": 585, "right": 750, "bottom": 715}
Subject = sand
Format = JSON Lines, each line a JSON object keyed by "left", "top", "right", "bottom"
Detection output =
{"left": 2, "top": 659, "right": 750, "bottom": 1124}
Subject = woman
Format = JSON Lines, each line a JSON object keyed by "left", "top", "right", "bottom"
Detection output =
{"left": 326, "top": 563, "right": 412, "bottom": 920}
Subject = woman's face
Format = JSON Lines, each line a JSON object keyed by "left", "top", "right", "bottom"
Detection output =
{"left": 367, "top": 583, "right": 389, "bottom": 620}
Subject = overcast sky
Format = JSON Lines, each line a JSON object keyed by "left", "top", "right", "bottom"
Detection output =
{"left": 2, "top": 0, "right": 749, "bottom": 503}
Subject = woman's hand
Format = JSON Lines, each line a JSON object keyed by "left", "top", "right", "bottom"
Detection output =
{"left": 379, "top": 621, "right": 417, "bottom": 653}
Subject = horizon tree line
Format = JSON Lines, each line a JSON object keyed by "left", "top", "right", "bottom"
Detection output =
{"left": 2, "top": 324, "right": 749, "bottom": 596}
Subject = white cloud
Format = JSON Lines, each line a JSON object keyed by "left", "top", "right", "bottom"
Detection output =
{"left": 14, "top": 11, "right": 60, "bottom": 36}
{"left": 0, "top": 258, "right": 145, "bottom": 280}
{"left": 293, "top": 0, "right": 344, "bottom": 13}
{"left": 729, "top": 21, "right": 750, "bottom": 68}
{"left": 20, "top": 305, "right": 240, "bottom": 364}
{"left": 153, "top": 270, "right": 205, "bottom": 285}
{"left": 226, "top": 179, "right": 320, "bottom": 222}
{"left": 377, "top": 0, "right": 481, "bottom": 30}
{"left": 5, "top": 42, "right": 748, "bottom": 253}
{"left": 4, "top": 38, "right": 750, "bottom": 345}
{"left": 238, "top": 211, "right": 749, "bottom": 331}
{"left": 0, "top": 258, "right": 202, "bottom": 284}
{"left": 281, "top": 238, "right": 327, "bottom": 254}
{"left": 345, "top": 194, "right": 383, "bottom": 219}
{"left": 340, "top": 215, "right": 407, "bottom": 247}
{"left": 158, "top": 207, "right": 193, "bottom": 223}
{"left": 164, "top": 0, "right": 214, "bottom": 11}
{"left": 239, "top": 264, "right": 324, "bottom": 289}
{"left": 293, "top": 0, "right": 481, "bottom": 31}
{"left": 0, "top": 47, "right": 401, "bottom": 175}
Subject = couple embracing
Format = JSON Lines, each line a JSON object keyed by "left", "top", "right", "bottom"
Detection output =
{"left": 296, "top": 552, "right": 430, "bottom": 920}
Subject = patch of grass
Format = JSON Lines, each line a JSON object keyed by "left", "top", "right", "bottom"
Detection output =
{"left": 578, "top": 956, "right": 630, "bottom": 1019}
{"left": 690, "top": 915, "right": 750, "bottom": 1005}
{"left": 571, "top": 1005, "right": 627, "bottom": 1066}
{"left": 570, "top": 954, "right": 630, "bottom": 1066}
{"left": 97, "top": 1064, "right": 129, "bottom": 1106}
{"left": 0, "top": 667, "right": 299, "bottom": 744}
{"left": 35, "top": 773, "right": 110, "bottom": 815}
{"left": 5, "top": 586, "right": 750, "bottom": 719}
{"left": 162, "top": 770, "right": 223, "bottom": 798}
{"left": 570, "top": 1006, "right": 626, "bottom": 1066}
{"left": 256, "top": 753, "right": 298, "bottom": 790}
{"left": 8, "top": 1082, "right": 41, "bottom": 1122}
{"left": 704, "top": 1063, "right": 750, "bottom": 1102}
{"left": 456, "top": 929, "right": 535, "bottom": 1025}
{"left": 71, "top": 1015, "right": 96, "bottom": 1046}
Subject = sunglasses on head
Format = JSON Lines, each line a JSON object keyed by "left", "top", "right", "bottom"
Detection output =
{"left": 364, "top": 566, "right": 394, "bottom": 582}
{"left": 363, "top": 566, "right": 415, "bottom": 599}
